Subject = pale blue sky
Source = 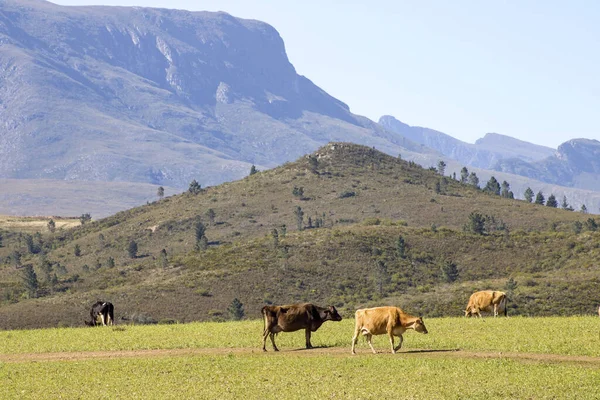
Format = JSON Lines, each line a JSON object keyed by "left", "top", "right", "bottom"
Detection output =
{"left": 51, "top": 1, "right": 600, "bottom": 148}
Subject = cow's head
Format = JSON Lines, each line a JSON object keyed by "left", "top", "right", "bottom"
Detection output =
{"left": 412, "top": 317, "right": 428, "bottom": 334}
{"left": 464, "top": 308, "right": 473, "bottom": 318}
{"left": 325, "top": 305, "right": 343, "bottom": 322}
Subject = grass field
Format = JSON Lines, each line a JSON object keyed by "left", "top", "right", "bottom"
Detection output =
{"left": 0, "top": 215, "right": 81, "bottom": 233}
{"left": 1, "top": 317, "right": 599, "bottom": 399}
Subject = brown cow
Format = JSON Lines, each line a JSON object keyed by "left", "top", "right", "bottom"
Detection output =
{"left": 351, "top": 306, "right": 428, "bottom": 354}
{"left": 261, "top": 303, "right": 342, "bottom": 351}
{"left": 464, "top": 290, "right": 507, "bottom": 318}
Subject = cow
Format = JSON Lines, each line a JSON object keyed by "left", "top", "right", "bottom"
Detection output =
{"left": 351, "top": 306, "right": 428, "bottom": 355}
{"left": 464, "top": 290, "right": 507, "bottom": 318}
{"left": 261, "top": 303, "right": 342, "bottom": 351}
{"left": 85, "top": 301, "right": 114, "bottom": 326}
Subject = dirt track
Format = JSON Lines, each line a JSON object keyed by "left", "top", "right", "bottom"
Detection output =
{"left": 2, "top": 347, "right": 600, "bottom": 366}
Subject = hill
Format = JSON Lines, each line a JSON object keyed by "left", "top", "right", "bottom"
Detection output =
{"left": 0, "top": 143, "right": 598, "bottom": 329}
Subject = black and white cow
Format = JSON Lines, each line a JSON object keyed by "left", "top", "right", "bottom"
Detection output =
{"left": 85, "top": 301, "right": 114, "bottom": 326}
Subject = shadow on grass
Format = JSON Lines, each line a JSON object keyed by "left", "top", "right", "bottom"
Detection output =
{"left": 402, "top": 348, "right": 460, "bottom": 354}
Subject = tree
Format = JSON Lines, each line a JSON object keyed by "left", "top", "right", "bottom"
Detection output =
{"left": 434, "top": 180, "right": 442, "bottom": 194}
{"left": 47, "top": 219, "right": 56, "bottom": 233}
{"left": 534, "top": 191, "right": 545, "bottom": 205}
{"left": 271, "top": 228, "right": 279, "bottom": 248}
{"left": 465, "top": 212, "right": 486, "bottom": 235}
{"left": 280, "top": 225, "right": 287, "bottom": 237}
{"left": 580, "top": 204, "right": 588, "bottom": 214}
{"left": 308, "top": 155, "right": 319, "bottom": 173}
{"left": 484, "top": 176, "right": 501, "bottom": 195}
{"left": 157, "top": 186, "right": 164, "bottom": 200}
{"left": 24, "top": 234, "right": 36, "bottom": 254}
{"left": 106, "top": 256, "right": 115, "bottom": 268}
{"left": 501, "top": 181, "right": 512, "bottom": 198}
{"left": 98, "top": 233, "right": 105, "bottom": 250}
{"left": 74, "top": 244, "right": 81, "bottom": 257}
{"left": 11, "top": 250, "right": 21, "bottom": 268}
{"left": 80, "top": 213, "right": 92, "bottom": 225}
{"left": 21, "top": 264, "right": 38, "bottom": 299}
{"left": 40, "top": 258, "right": 53, "bottom": 283}
{"left": 439, "top": 258, "right": 459, "bottom": 283}
{"left": 460, "top": 167, "right": 469, "bottom": 184}
{"left": 468, "top": 172, "right": 480, "bottom": 188}
{"left": 159, "top": 249, "right": 168, "bottom": 269}
{"left": 437, "top": 160, "right": 446, "bottom": 176}
{"left": 249, "top": 165, "right": 258, "bottom": 176}
{"left": 375, "top": 260, "right": 389, "bottom": 296}
{"left": 504, "top": 277, "right": 518, "bottom": 296}
{"left": 228, "top": 298, "right": 245, "bottom": 320}
{"left": 561, "top": 195, "right": 573, "bottom": 211}
{"left": 292, "top": 186, "right": 304, "bottom": 198}
{"left": 396, "top": 235, "right": 406, "bottom": 259}
{"left": 524, "top": 187, "right": 534, "bottom": 203}
{"left": 294, "top": 206, "right": 304, "bottom": 231}
{"left": 127, "top": 240, "right": 138, "bottom": 258}
{"left": 585, "top": 218, "right": 598, "bottom": 232}
{"left": 188, "top": 179, "right": 202, "bottom": 195}
{"left": 573, "top": 221, "right": 583, "bottom": 234}
{"left": 546, "top": 194, "right": 558, "bottom": 208}
{"left": 196, "top": 235, "right": 208, "bottom": 251}
{"left": 206, "top": 209, "right": 216, "bottom": 225}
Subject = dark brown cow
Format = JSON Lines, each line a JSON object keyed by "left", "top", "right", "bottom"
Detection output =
{"left": 85, "top": 301, "right": 114, "bottom": 326}
{"left": 261, "top": 303, "right": 342, "bottom": 351}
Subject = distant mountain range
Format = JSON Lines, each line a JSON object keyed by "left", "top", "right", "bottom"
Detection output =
{"left": 1, "top": 0, "right": 600, "bottom": 216}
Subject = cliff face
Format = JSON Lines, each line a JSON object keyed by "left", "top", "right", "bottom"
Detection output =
{"left": 0, "top": 0, "right": 424, "bottom": 189}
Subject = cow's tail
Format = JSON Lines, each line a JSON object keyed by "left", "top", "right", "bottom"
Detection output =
{"left": 503, "top": 295, "right": 508, "bottom": 317}
{"left": 261, "top": 306, "right": 269, "bottom": 333}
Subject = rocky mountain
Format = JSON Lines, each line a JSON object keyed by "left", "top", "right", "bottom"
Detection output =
{"left": 379, "top": 115, "right": 554, "bottom": 170}
{"left": 493, "top": 139, "right": 600, "bottom": 192}
{"left": 0, "top": 0, "right": 431, "bottom": 193}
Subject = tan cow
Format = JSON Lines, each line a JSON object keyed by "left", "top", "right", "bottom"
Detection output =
{"left": 464, "top": 290, "right": 507, "bottom": 318}
{"left": 351, "top": 306, "right": 428, "bottom": 354}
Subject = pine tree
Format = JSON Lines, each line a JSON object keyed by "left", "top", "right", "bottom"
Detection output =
{"left": 437, "top": 160, "right": 446, "bottom": 176}
{"left": 546, "top": 194, "right": 558, "bottom": 207}
{"left": 271, "top": 228, "right": 279, "bottom": 248}
{"left": 585, "top": 218, "right": 598, "bottom": 231}
{"left": 460, "top": 167, "right": 469, "bottom": 184}
{"left": 98, "top": 233, "right": 105, "bottom": 250}
{"left": 228, "top": 298, "right": 245, "bottom": 320}
{"left": 74, "top": 244, "right": 81, "bottom": 257}
{"left": 11, "top": 251, "right": 21, "bottom": 268}
{"left": 249, "top": 165, "right": 258, "bottom": 176}
{"left": 468, "top": 172, "right": 479, "bottom": 188}
{"left": 206, "top": 209, "right": 216, "bottom": 225}
{"left": 21, "top": 264, "right": 38, "bottom": 299}
{"left": 80, "top": 213, "right": 92, "bottom": 225}
{"left": 106, "top": 256, "right": 115, "bottom": 268}
{"left": 573, "top": 221, "right": 583, "bottom": 234}
{"left": 188, "top": 179, "right": 202, "bottom": 195}
{"left": 524, "top": 187, "right": 534, "bottom": 203}
{"left": 128, "top": 240, "right": 138, "bottom": 258}
{"left": 294, "top": 206, "right": 304, "bottom": 231}
{"left": 195, "top": 235, "right": 208, "bottom": 251}
{"left": 396, "top": 235, "right": 406, "bottom": 259}
{"left": 501, "top": 181, "right": 511, "bottom": 198}
{"left": 561, "top": 195, "right": 573, "bottom": 210}
{"left": 439, "top": 259, "right": 459, "bottom": 283}
{"left": 280, "top": 225, "right": 287, "bottom": 237}
{"left": 484, "top": 176, "right": 501, "bottom": 195}
{"left": 157, "top": 186, "right": 165, "bottom": 200}
{"left": 47, "top": 219, "right": 56, "bottom": 233}
{"left": 580, "top": 204, "right": 588, "bottom": 214}
{"left": 24, "top": 234, "right": 35, "bottom": 254}
{"left": 159, "top": 249, "right": 168, "bottom": 268}
{"left": 465, "top": 212, "right": 486, "bottom": 235}
{"left": 534, "top": 191, "right": 545, "bottom": 205}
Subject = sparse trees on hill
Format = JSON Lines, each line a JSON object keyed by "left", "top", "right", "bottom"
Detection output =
{"left": 468, "top": 172, "right": 479, "bottom": 188}
{"left": 188, "top": 180, "right": 202, "bottom": 195}
{"left": 546, "top": 194, "right": 558, "bottom": 208}
{"left": 535, "top": 191, "right": 545, "bottom": 205}
{"left": 228, "top": 298, "right": 245, "bottom": 320}
{"left": 127, "top": 240, "right": 138, "bottom": 258}
{"left": 524, "top": 187, "right": 534, "bottom": 203}
{"left": 157, "top": 186, "right": 164, "bottom": 200}
{"left": 484, "top": 176, "right": 501, "bottom": 195}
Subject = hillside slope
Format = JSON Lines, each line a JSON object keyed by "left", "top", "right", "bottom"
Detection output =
{"left": 0, "top": 144, "right": 598, "bottom": 329}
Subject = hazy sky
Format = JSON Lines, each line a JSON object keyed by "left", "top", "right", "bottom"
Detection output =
{"left": 51, "top": 1, "right": 600, "bottom": 148}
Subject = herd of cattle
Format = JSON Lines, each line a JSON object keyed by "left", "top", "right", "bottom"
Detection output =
{"left": 86, "top": 290, "right": 511, "bottom": 353}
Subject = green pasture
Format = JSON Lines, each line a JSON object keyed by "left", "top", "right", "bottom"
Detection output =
{"left": 1, "top": 317, "right": 600, "bottom": 399}
{"left": 1, "top": 317, "right": 599, "bottom": 356}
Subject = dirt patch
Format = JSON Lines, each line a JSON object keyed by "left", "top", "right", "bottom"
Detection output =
{"left": 2, "top": 347, "right": 600, "bottom": 366}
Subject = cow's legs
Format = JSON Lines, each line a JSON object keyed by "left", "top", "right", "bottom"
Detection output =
{"left": 262, "top": 329, "right": 270, "bottom": 352}
{"left": 388, "top": 330, "right": 396, "bottom": 354}
{"left": 305, "top": 329, "right": 313, "bottom": 349}
{"left": 393, "top": 335, "right": 404, "bottom": 352}
{"left": 269, "top": 332, "right": 279, "bottom": 352}
{"left": 493, "top": 304, "right": 498, "bottom": 317}
{"left": 100, "top": 313, "right": 106, "bottom": 326}
{"left": 366, "top": 334, "right": 376, "bottom": 354}
{"left": 351, "top": 326, "right": 361, "bottom": 355}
